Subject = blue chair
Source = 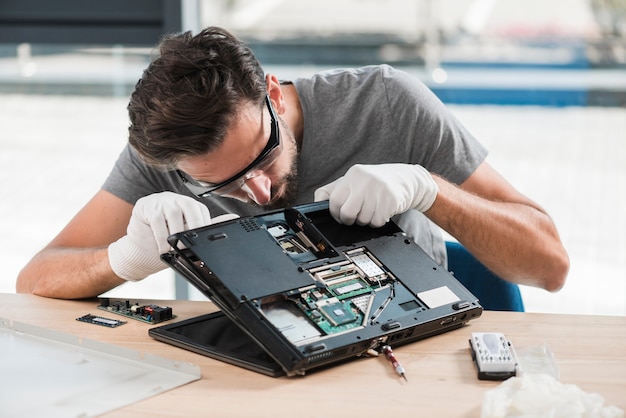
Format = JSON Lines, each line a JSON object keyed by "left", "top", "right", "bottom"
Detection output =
{"left": 445, "top": 241, "right": 524, "bottom": 312}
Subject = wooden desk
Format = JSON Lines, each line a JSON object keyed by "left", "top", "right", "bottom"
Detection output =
{"left": 1, "top": 293, "right": 624, "bottom": 417}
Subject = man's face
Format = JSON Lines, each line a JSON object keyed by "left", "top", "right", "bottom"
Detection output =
{"left": 177, "top": 99, "right": 299, "bottom": 210}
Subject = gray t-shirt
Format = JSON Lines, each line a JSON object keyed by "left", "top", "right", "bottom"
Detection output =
{"left": 103, "top": 64, "right": 487, "bottom": 266}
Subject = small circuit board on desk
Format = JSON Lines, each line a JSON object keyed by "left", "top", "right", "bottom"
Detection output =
{"left": 97, "top": 298, "right": 175, "bottom": 324}
{"left": 76, "top": 313, "right": 126, "bottom": 328}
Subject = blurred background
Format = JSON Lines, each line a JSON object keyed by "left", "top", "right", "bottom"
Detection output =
{"left": 1, "top": 0, "right": 624, "bottom": 315}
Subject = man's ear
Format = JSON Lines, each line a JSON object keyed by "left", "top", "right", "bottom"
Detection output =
{"left": 265, "top": 73, "right": 285, "bottom": 113}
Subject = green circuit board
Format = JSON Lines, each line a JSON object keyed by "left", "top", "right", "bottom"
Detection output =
{"left": 97, "top": 299, "right": 175, "bottom": 324}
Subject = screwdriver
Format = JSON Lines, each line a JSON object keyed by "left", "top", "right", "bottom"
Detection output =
{"left": 382, "top": 345, "right": 407, "bottom": 381}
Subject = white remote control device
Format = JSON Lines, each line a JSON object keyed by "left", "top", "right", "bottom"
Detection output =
{"left": 469, "top": 332, "right": 518, "bottom": 380}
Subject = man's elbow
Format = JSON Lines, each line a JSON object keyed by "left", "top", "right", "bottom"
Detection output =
{"left": 15, "top": 269, "right": 36, "bottom": 294}
{"left": 542, "top": 249, "right": 570, "bottom": 292}
{"left": 16, "top": 259, "right": 50, "bottom": 296}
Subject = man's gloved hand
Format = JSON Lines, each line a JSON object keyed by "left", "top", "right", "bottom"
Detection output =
{"left": 314, "top": 164, "right": 438, "bottom": 228}
{"left": 108, "top": 191, "right": 238, "bottom": 282}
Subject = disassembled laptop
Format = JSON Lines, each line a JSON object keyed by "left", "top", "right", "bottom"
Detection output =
{"left": 156, "top": 202, "right": 483, "bottom": 376}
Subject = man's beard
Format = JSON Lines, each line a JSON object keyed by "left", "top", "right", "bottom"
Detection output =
{"left": 259, "top": 159, "right": 299, "bottom": 210}
{"left": 257, "top": 117, "right": 300, "bottom": 210}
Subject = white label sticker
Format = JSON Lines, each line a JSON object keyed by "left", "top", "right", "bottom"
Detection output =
{"left": 418, "top": 286, "right": 460, "bottom": 309}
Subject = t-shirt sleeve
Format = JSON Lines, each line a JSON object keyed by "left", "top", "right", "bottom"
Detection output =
{"left": 381, "top": 66, "right": 488, "bottom": 185}
{"left": 101, "top": 144, "right": 264, "bottom": 219}
{"left": 101, "top": 144, "right": 182, "bottom": 204}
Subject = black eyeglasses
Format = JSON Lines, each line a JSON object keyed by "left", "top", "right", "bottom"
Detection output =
{"left": 177, "top": 95, "right": 282, "bottom": 197}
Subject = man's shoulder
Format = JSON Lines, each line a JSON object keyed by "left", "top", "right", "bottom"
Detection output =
{"left": 296, "top": 64, "right": 421, "bottom": 97}
{"left": 302, "top": 64, "right": 397, "bottom": 83}
{"left": 295, "top": 65, "right": 408, "bottom": 103}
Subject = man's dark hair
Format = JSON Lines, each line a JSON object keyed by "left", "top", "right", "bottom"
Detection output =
{"left": 128, "top": 26, "right": 266, "bottom": 169}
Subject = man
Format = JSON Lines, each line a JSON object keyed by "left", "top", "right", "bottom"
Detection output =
{"left": 16, "top": 27, "right": 569, "bottom": 299}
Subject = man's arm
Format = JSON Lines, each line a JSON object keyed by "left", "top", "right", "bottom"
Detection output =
{"left": 427, "top": 162, "right": 569, "bottom": 291}
{"left": 315, "top": 161, "right": 569, "bottom": 292}
{"left": 17, "top": 189, "right": 223, "bottom": 299}
{"left": 16, "top": 190, "right": 131, "bottom": 299}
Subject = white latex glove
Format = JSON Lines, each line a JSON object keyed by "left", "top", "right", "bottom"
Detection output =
{"left": 108, "top": 191, "right": 238, "bottom": 281}
{"left": 314, "top": 164, "right": 438, "bottom": 228}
